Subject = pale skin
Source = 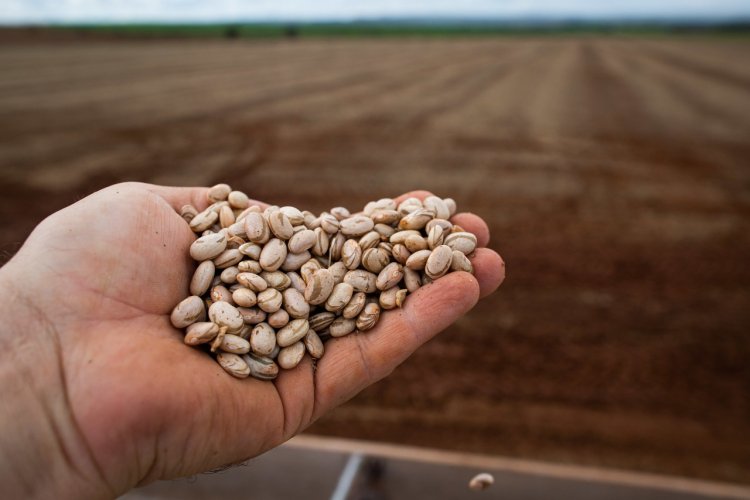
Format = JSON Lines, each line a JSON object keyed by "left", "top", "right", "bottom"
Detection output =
{"left": 0, "top": 182, "right": 505, "bottom": 499}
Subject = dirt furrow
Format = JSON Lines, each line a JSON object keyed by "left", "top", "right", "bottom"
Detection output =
{"left": 255, "top": 41, "right": 527, "bottom": 124}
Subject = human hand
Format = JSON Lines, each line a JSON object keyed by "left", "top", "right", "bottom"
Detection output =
{"left": 0, "top": 182, "right": 505, "bottom": 498}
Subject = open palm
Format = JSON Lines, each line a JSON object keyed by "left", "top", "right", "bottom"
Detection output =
{"left": 1, "top": 182, "right": 504, "bottom": 497}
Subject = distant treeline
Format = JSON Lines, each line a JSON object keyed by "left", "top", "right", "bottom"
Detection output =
{"left": 7, "top": 21, "right": 750, "bottom": 39}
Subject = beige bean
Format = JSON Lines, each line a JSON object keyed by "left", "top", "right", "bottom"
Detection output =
{"left": 374, "top": 224, "right": 396, "bottom": 239}
{"left": 330, "top": 317, "right": 356, "bottom": 338}
{"left": 395, "top": 289, "right": 407, "bottom": 308}
{"left": 170, "top": 296, "right": 206, "bottom": 328}
{"left": 404, "top": 234, "right": 428, "bottom": 252}
{"left": 397, "top": 198, "right": 423, "bottom": 216}
{"left": 237, "top": 306, "right": 267, "bottom": 325}
{"left": 319, "top": 212, "right": 340, "bottom": 233}
{"left": 211, "top": 285, "right": 233, "bottom": 304}
{"left": 451, "top": 250, "right": 474, "bottom": 273}
{"left": 239, "top": 242, "right": 262, "bottom": 259}
{"left": 444, "top": 232, "right": 477, "bottom": 255}
{"left": 226, "top": 235, "right": 245, "bottom": 249}
{"left": 184, "top": 322, "right": 219, "bottom": 346}
{"left": 278, "top": 342, "right": 306, "bottom": 369}
{"left": 311, "top": 227, "right": 329, "bottom": 256}
{"left": 404, "top": 267, "right": 421, "bottom": 293}
{"left": 208, "top": 183, "right": 232, "bottom": 202}
{"left": 364, "top": 198, "right": 396, "bottom": 215}
{"left": 389, "top": 229, "right": 421, "bottom": 245}
{"left": 208, "top": 301, "right": 244, "bottom": 333}
{"left": 219, "top": 205, "right": 235, "bottom": 228}
{"left": 216, "top": 353, "right": 250, "bottom": 379}
{"left": 259, "top": 238, "right": 287, "bottom": 272}
{"left": 300, "top": 259, "right": 322, "bottom": 284}
{"left": 392, "top": 244, "right": 411, "bottom": 265}
{"left": 288, "top": 229, "right": 316, "bottom": 253}
{"left": 263, "top": 205, "right": 279, "bottom": 218}
{"left": 190, "top": 260, "right": 215, "bottom": 296}
{"left": 340, "top": 215, "right": 375, "bottom": 237}
{"left": 329, "top": 233, "right": 346, "bottom": 261}
{"left": 281, "top": 250, "right": 311, "bottom": 272}
{"left": 238, "top": 260, "right": 262, "bottom": 274}
{"left": 303, "top": 211, "right": 319, "bottom": 229}
{"left": 356, "top": 302, "right": 381, "bottom": 331}
{"left": 304, "top": 329, "right": 325, "bottom": 359}
{"left": 342, "top": 291, "right": 367, "bottom": 319}
{"left": 423, "top": 195, "right": 450, "bottom": 220}
{"left": 267, "top": 309, "right": 290, "bottom": 329}
{"left": 227, "top": 221, "right": 247, "bottom": 238}
{"left": 268, "top": 210, "right": 294, "bottom": 240}
{"left": 370, "top": 209, "right": 401, "bottom": 225}
{"left": 260, "top": 270, "right": 291, "bottom": 290}
{"left": 213, "top": 249, "right": 243, "bottom": 269}
{"left": 398, "top": 208, "right": 434, "bottom": 230}
{"left": 232, "top": 288, "right": 257, "bottom": 308}
{"left": 443, "top": 198, "right": 457, "bottom": 217}
{"left": 425, "top": 245, "right": 453, "bottom": 279}
{"left": 220, "top": 266, "right": 240, "bottom": 284}
{"left": 325, "top": 282, "right": 354, "bottom": 313}
{"left": 427, "top": 225, "right": 445, "bottom": 250}
{"left": 362, "top": 247, "right": 390, "bottom": 273}
{"left": 330, "top": 206, "right": 351, "bottom": 221}
{"left": 236, "top": 272, "right": 267, "bottom": 292}
{"left": 236, "top": 205, "right": 262, "bottom": 223}
{"left": 189, "top": 231, "right": 227, "bottom": 261}
{"left": 304, "top": 269, "right": 335, "bottom": 305}
{"left": 277, "top": 319, "right": 310, "bottom": 347}
{"left": 257, "top": 288, "right": 283, "bottom": 313}
{"left": 220, "top": 334, "right": 251, "bottom": 354}
{"left": 328, "top": 262, "right": 347, "bottom": 286}
{"left": 425, "top": 218, "right": 453, "bottom": 234}
{"left": 250, "top": 323, "right": 276, "bottom": 356}
{"left": 287, "top": 271, "right": 306, "bottom": 294}
{"left": 180, "top": 204, "right": 198, "bottom": 222}
{"left": 405, "top": 249, "right": 432, "bottom": 271}
{"left": 209, "top": 200, "right": 230, "bottom": 214}
{"left": 244, "top": 212, "right": 270, "bottom": 244}
{"left": 280, "top": 206, "right": 305, "bottom": 226}
{"left": 376, "top": 262, "right": 404, "bottom": 291}
{"left": 189, "top": 209, "right": 219, "bottom": 233}
{"left": 341, "top": 239, "right": 362, "bottom": 270}
{"left": 359, "top": 231, "right": 381, "bottom": 250}
{"left": 343, "top": 269, "right": 377, "bottom": 293}
{"left": 379, "top": 287, "right": 400, "bottom": 310}
{"left": 468, "top": 473, "right": 494, "bottom": 491}
{"left": 243, "top": 353, "right": 279, "bottom": 380}
{"left": 227, "top": 190, "right": 249, "bottom": 209}
{"left": 283, "top": 288, "right": 310, "bottom": 319}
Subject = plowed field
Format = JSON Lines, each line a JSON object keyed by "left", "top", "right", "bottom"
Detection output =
{"left": 1, "top": 35, "right": 748, "bottom": 483}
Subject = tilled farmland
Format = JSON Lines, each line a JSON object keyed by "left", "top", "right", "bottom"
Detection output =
{"left": 0, "top": 35, "right": 748, "bottom": 484}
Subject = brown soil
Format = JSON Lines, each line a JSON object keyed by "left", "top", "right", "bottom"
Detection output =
{"left": 0, "top": 35, "right": 748, "bottom": 484}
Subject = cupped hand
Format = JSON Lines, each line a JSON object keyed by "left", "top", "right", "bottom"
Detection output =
{"left": 0, "top": 182, "right": 505, "bottom": 498}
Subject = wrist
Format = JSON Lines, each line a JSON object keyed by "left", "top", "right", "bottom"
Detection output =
{"left": 0, "top": 262, "right": 113, "bottom": 499}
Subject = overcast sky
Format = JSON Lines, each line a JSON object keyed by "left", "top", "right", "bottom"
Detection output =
{"left": 3, "top": 0, "right": 749, "bottom": 24}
